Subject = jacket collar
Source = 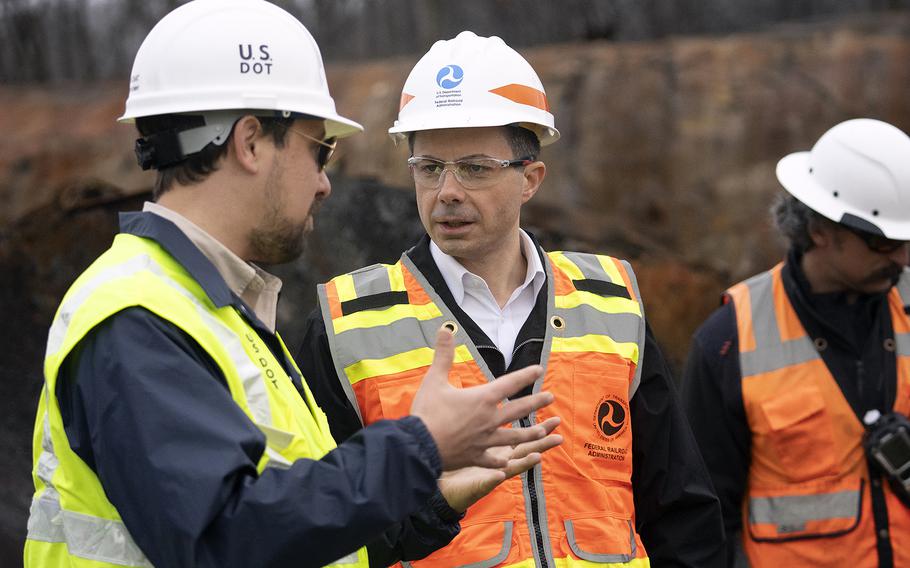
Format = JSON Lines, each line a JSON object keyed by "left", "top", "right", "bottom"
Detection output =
{"left": 119, "top": 211, "right": 237, "bottom": 310}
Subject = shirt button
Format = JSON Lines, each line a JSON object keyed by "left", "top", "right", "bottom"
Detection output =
{"left": 879, "top": 529, "right": 889, "bottom": 539}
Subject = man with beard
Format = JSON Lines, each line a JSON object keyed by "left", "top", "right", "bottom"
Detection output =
{"left": 23, "top": 3, "right": 562, "bottom": 568}
{"left": 681, "top": 118, "right": 910, "bottom": 567}
{"left": 298, "top": 31, "right": 724, "bottom": 567}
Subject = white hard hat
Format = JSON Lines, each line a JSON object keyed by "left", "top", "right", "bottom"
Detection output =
{"left": 120, "top": 0, "right": 362, "bottom": 164}
{"left": 389, "top": 31, "right": 559, "bottom": 146}
{"left": 776, "top": 118, "right": 910, "bottom": 240}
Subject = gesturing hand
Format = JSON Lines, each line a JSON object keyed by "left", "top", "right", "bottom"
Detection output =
{"left": 438, "top": 416, "right": 563, "bottom": 513}
{"left": 411, "top": 327, "right": 557, "bottom": 471}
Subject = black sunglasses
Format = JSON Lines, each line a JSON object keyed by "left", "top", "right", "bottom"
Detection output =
{"left": 842, "top": 225, "right": 907, "bottom": 254}
{"left": 285, "top": 126, "right": 337, "bottom": 172}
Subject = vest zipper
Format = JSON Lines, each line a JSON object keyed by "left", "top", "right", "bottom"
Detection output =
{"left": 521, "top": 415, "right": 549, "bottom": 568}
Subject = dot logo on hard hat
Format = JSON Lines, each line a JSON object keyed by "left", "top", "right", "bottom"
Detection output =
{"left": 436, "top": 65, "right": 464, "bottom": 89}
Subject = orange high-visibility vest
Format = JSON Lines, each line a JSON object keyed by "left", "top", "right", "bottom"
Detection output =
{"left": 727, "top": 264, "right": 910, "bottom": 567}
{"left": 318, "top": 250, "right": 651, "bottom": 567}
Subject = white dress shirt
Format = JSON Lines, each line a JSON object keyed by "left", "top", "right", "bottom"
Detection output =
{"left": 430, "top": 230, "right": 546, "bottom": 367}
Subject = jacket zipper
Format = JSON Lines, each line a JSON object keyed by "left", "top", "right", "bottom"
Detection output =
{"left": 521, "top": 415, "right": 549, "bottom": 568}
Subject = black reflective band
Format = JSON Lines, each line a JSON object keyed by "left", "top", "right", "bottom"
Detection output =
{"left": 341, "top": 291, "right": 410, "bottom": 316}
{"left": 572, "top": 279, "right": 631, "bottom": 299}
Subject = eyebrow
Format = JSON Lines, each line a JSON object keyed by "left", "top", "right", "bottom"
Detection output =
{"left": 414, "top": 153, "right": 496, "bottom": 161}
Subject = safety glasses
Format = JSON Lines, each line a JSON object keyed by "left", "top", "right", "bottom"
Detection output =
{"left": 286, "top": 127, "right": 337, "bottom": 172}
{"left": 842, "top": 225, "right": 907, "bottom": 254}
{"left": 407, "top": 155, "right": 535, "bottom": 190}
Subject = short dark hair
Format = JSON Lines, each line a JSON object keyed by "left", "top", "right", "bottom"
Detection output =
{"left": 408, "top": 125, "right": 541, "bottom": 161}
{"left": 771, "top": 193, "right": 832, "bottom": 253}
{"left": 136, "top": 114, "right": 293, "bottom": 199}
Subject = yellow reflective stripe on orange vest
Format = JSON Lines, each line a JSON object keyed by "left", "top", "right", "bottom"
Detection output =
{"left": 344, "top": 344, "right": 474, "bottom": 384}
{"left": 319, "top": 249, "right": 650, "bottom": 567}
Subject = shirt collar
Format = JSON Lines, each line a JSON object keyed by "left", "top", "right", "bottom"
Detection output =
{"left": 429, "top": 229, "right": 546, "bottom": 305}
{"left": 118, "top": 209, "right": 275, "bottom": 333}
{"left": 142, "top": 202, "right": 282, "bottom": 305}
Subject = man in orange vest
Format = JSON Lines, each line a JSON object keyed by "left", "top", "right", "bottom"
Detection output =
{"left": 682, "top": 118, "right": 910, "bottom": 567}
{"left": 298, "top": 31, "right": 724, "bottom": 567}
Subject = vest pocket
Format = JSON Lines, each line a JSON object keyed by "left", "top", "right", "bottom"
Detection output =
{"left": 747, "top": 477, "right": 863, "bottom": 541}
{"left": 759, "top": 385, "right": 837, "bottom": 482}
{"left": 404, "top": 520, "right": 513, "bottom": 568}
{"left": 564, "top": 516, "right": 636, "bottom": 563}
{"left": 572, "top": 364, "right": 633, "bottom": 481}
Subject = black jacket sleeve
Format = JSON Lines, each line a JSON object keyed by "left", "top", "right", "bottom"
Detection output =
{"left": 679, "top": 303, "right": 752, "bottom": 567}
{"left": 631, "top": 324, "right": 726, "bottom": 567}
{"left": 57, "top": 307, "right": 445, "bottom": 568}
{"left": 297, "top": 307, "right": 463, "bottom": 566}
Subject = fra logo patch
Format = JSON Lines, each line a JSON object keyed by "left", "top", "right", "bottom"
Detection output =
{"left": 594, "top": 395, "right": 628, "bottom": 439}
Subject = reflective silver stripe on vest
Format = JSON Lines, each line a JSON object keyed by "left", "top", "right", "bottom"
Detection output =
{"left": 46, "top": 253, "right": 272, "bottom": 426}
{"left": 318, "top": 282, "right": 365, "bottom": 426}
{"left": 31, "top": 252, "right": 277, "bottom": 565}
{"left": 330, "top": 311, "right": 448, "bottom": 368}
{"left": 351, "top": 263, "right": 392, "bottom": 298}
{"left": 565, "top": 518, "right": 636, "bottom": 563}
{"left": 748, "top": 488, "right": 861, "bottom": 531}
{"left": 621, "top": 259, "right": 646, "bottom": 399}
{"left": 28, "top": 490, "right": 152, "bottom": 566}
{"left": 738, "top": 271, "right": 819, "bottom": 377}
{"left": 331, "top": 551, "right": 361, "bottom": 565}
{"left": 897, "top": 271, "right": 910, "bottom": 357}
{"left": 562, "top": 252, "right": 614, "bottom": 284}
{"left": 327, "top": 297, "right": 642, "bottom": 370}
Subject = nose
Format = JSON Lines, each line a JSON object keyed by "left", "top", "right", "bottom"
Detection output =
{"left": 436, "top": 167, "right": 465, "bottom": 204}
{"left": 888, "top": 242, "right": 910, "bottom": 267}
{"left": 317, "top": 169, "right": 332, "bottom": 200}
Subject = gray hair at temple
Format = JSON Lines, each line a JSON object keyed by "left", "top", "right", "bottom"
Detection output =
{"left": 770, "top": 193, "right": 833, "bottom": 253}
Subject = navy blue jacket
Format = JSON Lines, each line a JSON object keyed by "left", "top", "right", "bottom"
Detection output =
{"left": 55, "top": 212, "right": 460, "bottom": 568}
{"left": 299, "top": 235, "right": 726, "bottom": 568}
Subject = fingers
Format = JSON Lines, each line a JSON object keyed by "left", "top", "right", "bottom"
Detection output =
{"left": 488, "top": 364, "right": 544, "bottom": 400}
{"left": 511, "top": 431, "right": 563, "bottom": 460}
{"left": 425, "top": 327, "right": 455, "bottom": 386}
{"left": 496, "top": 391, "right": 554, "bottom": 425}
{"left": 536, "top": 416, "right": 561, "bottom": 436}
{"left": 472, "top": 448, "right": 512, "bottom": 469}
{"left": 502, "top": 452, "right": 542, "bottom": 478}
{"left": 485, "top": 423, "right": 550, "bottom": 449}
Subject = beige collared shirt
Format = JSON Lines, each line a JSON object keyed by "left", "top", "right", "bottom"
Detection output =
{"left": 143, "top": 202, "right": 283, "bottom": 331}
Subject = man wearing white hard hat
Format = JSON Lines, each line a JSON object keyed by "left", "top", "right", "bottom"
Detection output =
{"left": 23, "top": 3, "right": 563, "bottom": 567}
{"left": 682, "top": 118, "right": 910, "bottom": 567}
{"left": 299, "top": 31, "right": 725, "bottom": 567}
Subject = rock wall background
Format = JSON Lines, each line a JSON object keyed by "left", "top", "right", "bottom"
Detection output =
{"left": 1, "top": 12, "right": 909, "bottom": 564}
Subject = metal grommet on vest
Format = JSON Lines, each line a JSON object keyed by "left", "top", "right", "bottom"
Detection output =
{"left": 813, "top": 337, "right": 828, "bottom": 352}
{"left": 550, "top": 315, "right": 565, "bottom": 330}
{"left": 442, "top": 320, "right": 459, "bottom": 335}
{"left": 884, "top": 338, "right": 896, "bottom": 352}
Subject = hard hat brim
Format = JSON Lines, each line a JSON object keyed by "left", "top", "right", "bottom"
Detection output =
{"left": 777, "top": 151, "right": 910, "bottom": 240}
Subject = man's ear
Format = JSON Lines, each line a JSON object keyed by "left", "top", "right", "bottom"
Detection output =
{"left": 520, "top": 161, "right": 546, "bottom": 204}
{"left": 230, "top": 115, "right": 267, "bottom": 174}
{"left": 809, "top": 220, "right": 834, "bottom": 249}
